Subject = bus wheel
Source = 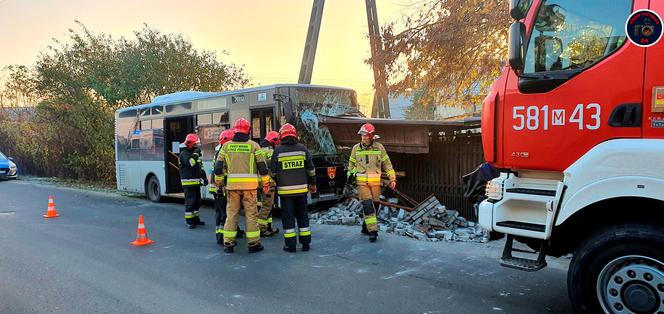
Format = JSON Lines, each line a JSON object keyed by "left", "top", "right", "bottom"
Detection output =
{"left": 568, "top": 224, "right": 664, "bottom": 313}
{"left": 146, "top": 175, "right": 162, "bottom": 203}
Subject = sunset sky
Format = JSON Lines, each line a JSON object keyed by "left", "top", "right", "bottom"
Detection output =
{"left": 0, "top": 0, "right": 416, "bottom": 112}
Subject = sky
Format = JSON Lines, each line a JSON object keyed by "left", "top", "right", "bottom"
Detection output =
{"left": 0, "top": 0, "right": 416, "bottom": 112}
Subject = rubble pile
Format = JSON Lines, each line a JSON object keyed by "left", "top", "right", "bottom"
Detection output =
{"left": 310, "top": 196, "right": 488, "bottom": 243}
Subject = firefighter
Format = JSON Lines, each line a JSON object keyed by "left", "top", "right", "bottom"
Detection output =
{"left": 269, "top": 123, "right": 317, "bottom": 253}
{"left": 347, "top": 123, "right": 396, "bottom": 242}
{"left": 210, "top": 129, "right": 245, "bottom": 244}
{"left": 214, "top": 118, "right": 270, "bottom": 253}
{"left": 256, "top": 131, "right": 281, "bottom": 236}
{"left": 179, "top": 133, "right": 208, "bottom": 229}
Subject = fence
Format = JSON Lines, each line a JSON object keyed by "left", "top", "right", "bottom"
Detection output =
{"left": 390, "top": 133, "right": 484, "bottom": 221}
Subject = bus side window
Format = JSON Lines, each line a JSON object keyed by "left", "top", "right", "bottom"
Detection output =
{"left": 116, "top": 117, "right": 136, "bottom": 161}
{"left": 213, "top": 111, "right": 229, "bottom": 127}
{"left": 197, "top": 114, "right": 212, "bottom": 126}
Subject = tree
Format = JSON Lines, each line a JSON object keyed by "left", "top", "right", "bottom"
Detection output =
{"left": 376, "top": 0, "right": 510, "bottom": 117}
{"left": 35, "top": 21, "right": 249, "bottom": 110}
{"left": 0, "top": 65, "right": 40, "bottom": 108}
{"left": 0, "top": 22, "right": 249, "bottom": 183}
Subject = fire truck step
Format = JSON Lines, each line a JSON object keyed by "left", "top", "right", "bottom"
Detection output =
{"left": 505, "top": 188, "right": 556, "bottom": 196}
{"left": 496, "top": 221, "right": 545, "bottom": 232}
{"left": 500, "top": 235, "right": 547, "bottom": 272}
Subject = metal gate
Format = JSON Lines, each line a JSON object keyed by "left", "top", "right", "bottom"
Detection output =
{"left": 390, "top": 134, "right": 483, "bottom": 221}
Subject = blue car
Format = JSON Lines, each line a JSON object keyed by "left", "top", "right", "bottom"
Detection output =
{"left": 0, "top": 151, "right": 18, "bottom": 180}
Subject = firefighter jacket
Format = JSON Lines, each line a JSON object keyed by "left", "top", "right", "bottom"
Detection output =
{"left": 257, "top": 139, "right": 276, "bottom": 186}
{"left": 179, "top": 147, "right": 207, "bottom": 188}
{"left": 209, "top": 145, "right": 224, "bottom": 194}
{"left": 269, "top": 137, "right": 316, "bottom": 197}
{"left": 348, "top": 140, "right": 396, "bottom": 186}
{"left": 214, "top": 133, "right": 270, "bottom": 191}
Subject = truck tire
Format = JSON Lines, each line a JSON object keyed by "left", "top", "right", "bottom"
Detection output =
{"left": 567, "top": 223, "right": 664, "bottom": 313}
{"left": 145, "top": 175, "right": 162, "bottom": 203}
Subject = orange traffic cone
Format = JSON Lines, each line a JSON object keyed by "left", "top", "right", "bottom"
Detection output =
{"left": 130, "top": 214, "right": 154, "bottom": 246}
{"left": 43, "top": 195, "right": 60, "bottom": 218}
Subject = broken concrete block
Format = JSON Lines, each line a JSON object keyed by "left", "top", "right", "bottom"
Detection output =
{"left": 428, "top": 218, "right": 445, "bottom": 228}
{"left": 388, "top": 197, "right": 399, "bottom": 204}
{"left": 416, "top": 224, "right": 429, "bottom": 233}
{"left": 468, "top": 221, "right": 476, "bottom": 227}
{"left": 445, "top": 214, "right": 457, "bottom": 225}
{"left": 415, "top": 233, "right": 428, "bottom": 241}
{"left": 474, "top": 226, "right": 485, "bottom": 236}
{"left": 458, "top": 234, "right": 471, "bottom": 241}
{"left": 406, "top": 195, "right": 441, "bottom": 222}
{"left": 341, "top": 217, "right": 356, "bottom": 225}
{"left": 397, "top": 209, "right": 406, "bottom": 220}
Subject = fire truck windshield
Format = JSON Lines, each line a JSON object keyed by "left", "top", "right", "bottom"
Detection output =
{"left": 523, "top": 0, "right": 631, "bottom": 74}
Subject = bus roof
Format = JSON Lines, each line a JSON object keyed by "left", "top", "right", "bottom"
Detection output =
{"left": 116, "top": 83, "right": 356, "bottom": 114}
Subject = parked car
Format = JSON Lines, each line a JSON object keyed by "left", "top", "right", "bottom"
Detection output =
{"left": 0, "top": 151, "right": 18, "bottom": 180}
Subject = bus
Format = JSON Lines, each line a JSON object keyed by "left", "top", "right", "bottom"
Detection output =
{"left": 115, "top": 84, "right": 361, "bottom": 204}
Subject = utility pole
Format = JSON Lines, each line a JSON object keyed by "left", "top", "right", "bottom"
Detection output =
{"left": 298, "top": 0, "right": 325, "bottom": 84}
{"left": 366, "top": 0, "right": 390, "bottom": 118}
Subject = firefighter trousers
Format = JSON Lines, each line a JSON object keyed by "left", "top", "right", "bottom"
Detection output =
{"left": 184, "top": 187, "right": 202, "bottom": 226}
{"left": 224, "top": 190, "right": 260, "bottom": 247}
{"left": 214, "top": 192, "right": 228, "bottom": 239}
{"left": 257, "top": 187, "right": 276, "bottom": 232}
{"left": 280, "top": 195, "right": 310, "bottom": 248}
{"left": 358, "top": 185, "right": 381, "bottom": 233}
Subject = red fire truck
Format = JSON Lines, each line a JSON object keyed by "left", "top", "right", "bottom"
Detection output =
{"left": 479, "top": 0, "right": 663, "bottom": 312}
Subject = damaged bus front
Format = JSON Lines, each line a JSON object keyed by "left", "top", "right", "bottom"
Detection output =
{"left": 276, "top": 85, "right": 363, "bottom": 203}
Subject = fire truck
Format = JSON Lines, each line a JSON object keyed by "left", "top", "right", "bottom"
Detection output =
{"left": 479, "top": 0, "right": 664, "bottom": 312}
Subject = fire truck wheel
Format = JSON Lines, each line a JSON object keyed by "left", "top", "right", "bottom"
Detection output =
{"left": 568, "top": 223, "right": 664, "bottom": 314}
{"left": 145, "top": 175, "right": 163, "bottom": 203}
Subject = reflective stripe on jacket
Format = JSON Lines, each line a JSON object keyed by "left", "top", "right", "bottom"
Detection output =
{"left": 348, "top": 141, "right": 395, "bottom": 186}
{"left": 270, "top": 139, "right": 315, "bottom": 197}
{"left": 214, "top": 138, "right": 269, "bottom": 190}
{"left": 179, "top": 148, "right": 205, "bottom": 188}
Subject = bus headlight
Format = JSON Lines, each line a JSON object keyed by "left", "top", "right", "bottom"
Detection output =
{"left": 486, "top": 179, "right": 503, "bottom": 200}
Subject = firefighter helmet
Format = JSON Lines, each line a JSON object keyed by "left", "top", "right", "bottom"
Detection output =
{"left": 234, "top": 118, "right": 251, "bottom": 134}
{"left": 358, "top": 123, "right": 376, "bottom": 135}
{"left": 265, "top": 131, "right": 281, "bottom": 146}
{"left": 218, "top": 129, "right": 235, "bottom": 145}
{"left": 279, "top": 123, "right": 298, "bottom": 140}
{"left": 183, "top": 133, "right": 201, "bottom": 149}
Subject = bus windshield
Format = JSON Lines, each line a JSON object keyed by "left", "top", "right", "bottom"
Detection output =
{"left": 293, "top": 88, "right": 361, "bottom": 156}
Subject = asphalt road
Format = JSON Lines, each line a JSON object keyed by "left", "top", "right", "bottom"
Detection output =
{"left": 0, "top": 179, "right": 573, "bottom": 313}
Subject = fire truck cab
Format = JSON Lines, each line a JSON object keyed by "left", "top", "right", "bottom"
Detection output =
{"left": 479, "top": 0, "right": 664, "bottom": 312}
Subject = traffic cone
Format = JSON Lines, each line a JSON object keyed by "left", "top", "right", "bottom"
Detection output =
{"left": 130, "top": 214, "right": 154, "bottom": 246}
{"left": 43, "top": 195, "right": 60, "bottom": 218}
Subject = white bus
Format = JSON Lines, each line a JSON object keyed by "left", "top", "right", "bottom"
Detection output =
{"left": 115, "top": 84, "right": 361, "bottom": 203}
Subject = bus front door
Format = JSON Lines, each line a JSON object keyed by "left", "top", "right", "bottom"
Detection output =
{"left": 164, "top": 116, "right": 194, "bottom": 194}
{"left": 250, "top": 108, "right": 275, "bottom": 142}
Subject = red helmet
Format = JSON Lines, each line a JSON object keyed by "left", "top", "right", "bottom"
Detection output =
{"left": 234, "top": 118, "right": 251, "bottom": 134}
{"left": 218, "top": 129, "right": 235, "bottom": 145}
{"left": 358, "top": 123, "right": 375, "bottom": 135}
{"left": 279, "top": 123, "right": 298, "bottom": 140}
{"left": 183, "top": 133, "right": 201, "bottom": 149}
{"left": 265, "top": 131, "right": 280, "bottom": 146}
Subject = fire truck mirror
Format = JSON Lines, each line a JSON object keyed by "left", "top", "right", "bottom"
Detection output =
{"left": 510, "top": 0, "right": 532, "bottom": 20}
{"left": 509, "top": 21, "right": 527, "bottom": 74}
